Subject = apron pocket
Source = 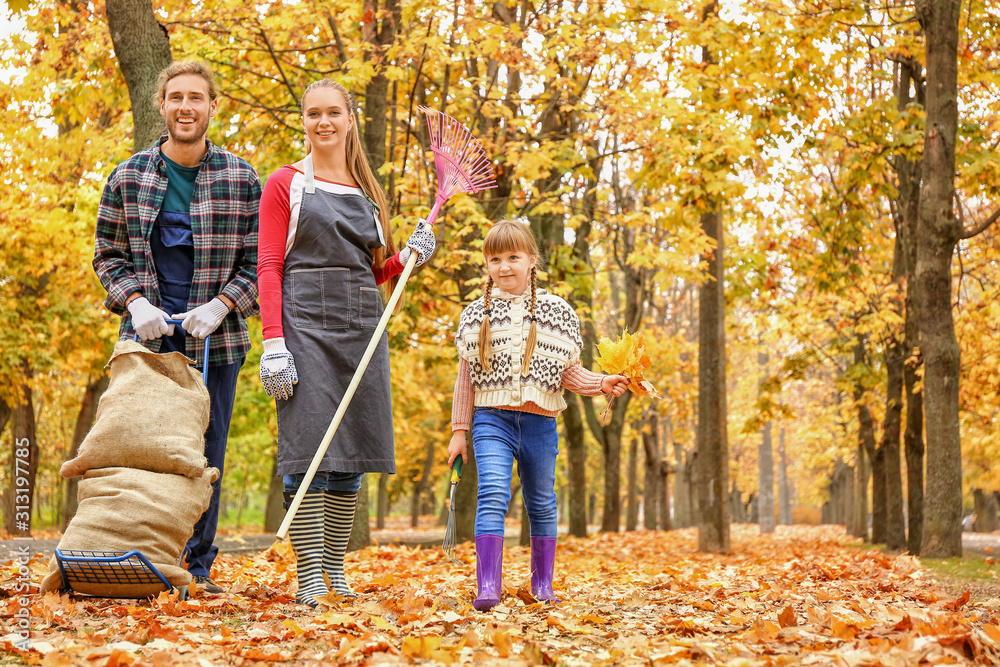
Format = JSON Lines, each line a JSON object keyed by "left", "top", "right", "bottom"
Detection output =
{"left": 359, "top": 287, "right": 384, "bottom": 330}
{"left": 289, "top": 267, "right": 350, "bottom": 330}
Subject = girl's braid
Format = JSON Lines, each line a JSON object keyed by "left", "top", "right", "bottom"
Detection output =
{"left": 478, "top": 277, "right": 495, "bottom": 372}
{"left": 521, "top": 266, "right": 538, "bottom": 376}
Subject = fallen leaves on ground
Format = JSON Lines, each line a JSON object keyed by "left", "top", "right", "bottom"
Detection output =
{"left": 2, "top": 525, "right": 1000, "bottom": 665}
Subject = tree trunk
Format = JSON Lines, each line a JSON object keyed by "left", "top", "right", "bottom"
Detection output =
{"left": 687, "top": 449, "right": 699, "bottom": 530}
{"left": 730, "top": 482, "right": 746, "bottom": 523}
{"left": 853, "top": 444, "right": 870, "bottom": 541}
{"left": 757, "top": 350, "right": 775, "bottom": 534}
{"left": 62, "top": 374, "right": 110, "bottom": 529}
{"left": 347, "top": 475, "right": 370, "bottom": 551}
{"left": 659, "top": 460, "right": 672, "bottom": 530}
{"left": 360, "top": 0, "right": 400, "bottom": 185}
{"left": 601, "top": 414, "right": 625, "bottom": 532}
{"left": 0, "top": 403, "right": 12, "bottom": 443}
{"left": 882, "top": 238, "right": 907, "bottom": 551}
{"left": 105, "top": 0, "right": 172, "bottom": 152}
{"left": 264, "top": 452, "right": 284, "bottom": 533}
{"left": 778, "top": 426, "right": 791, "bottom": 524}
{"left": 871, "top": 444, "right": 887, "bottom": 544}
{"left": 893, "top": 54, "right": 926, "bottom": 556}
{"left": 626, "top": 436, "right": 639, "bottom": 531}
{"left": 377, "top": 473, "right": 388, "bottom": 530}
{"left": 972, "top": 489, "right": 999, "bottom": 533}
{"left": 914, "top": 0, "right": 963, "bottom": 559}
{"left": 560, "top": 150, "right": 600, "bottom": 539}
{"left": 916, "top": 0, "right": 962, "bottom": 557}
{"left": 853, "top": 340, "right": 878, "bottom": 543}
{"left": 411, "top": 440, "right": 435, "bottom": 528}
{"left": 564, "top": 395, "right": 588, "bottom": 537}
{"left": 976, "top": 490, "right": 999, "bottom": 533}
{"left": 643, "top": 414, "right": 660, "bottom": 530}
{"left": 904, "top": 294, "right": 925, "bottom": 552}
{"left": 840, "top": 463, "right": 855, "bottom": 529}
{"left": 4, "top": 380, "right": 38, "bottom": 536}
{"left": 672, "top": 441, "right": 690, "bottom": 527}
{"left": 696, "top": 204, "right": 730, "bottom": 552}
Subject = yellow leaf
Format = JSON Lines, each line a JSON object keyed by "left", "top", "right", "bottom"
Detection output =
{"left": 402, "top": 635, "right": 442, "bottom": 659}
{"left": 282, "top": 620, "right": 305, "bottom": 636}
{"left": 491, "top": 629, "right": 512, "bottom": 657}
{"left": 595, "top": 329, "right": 661, "bottom": 398}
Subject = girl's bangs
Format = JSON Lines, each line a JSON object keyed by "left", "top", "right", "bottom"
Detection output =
{"left": 483, "top": 223, "right": 535, "bottom": 257}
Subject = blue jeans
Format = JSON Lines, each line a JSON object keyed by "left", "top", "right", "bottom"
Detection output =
{"left": 472, "top": 407, "right": 559, "bottom": 538}
{"left": 283, "top": 471, "right": 363, "bottom": 496}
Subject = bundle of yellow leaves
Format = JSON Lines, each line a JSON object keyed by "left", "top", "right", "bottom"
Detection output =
{"left": 594, "top": 329, "right": 661, "bottom": 422}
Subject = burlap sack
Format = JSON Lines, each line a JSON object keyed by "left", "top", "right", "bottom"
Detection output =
{"left": 40, "top": 466, "right": 218, "bottom": 598}
{"left": 61, "top": 340, "right": 210, "bottom": 479}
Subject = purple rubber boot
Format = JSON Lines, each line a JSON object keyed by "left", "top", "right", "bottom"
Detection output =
{"left": 530, "top": 536, "right": 559, "bottom": 602}
{"left": 473, "top": 534, "right": 504, "bottom": 611}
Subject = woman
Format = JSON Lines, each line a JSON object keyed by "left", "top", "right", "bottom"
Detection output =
{"left": 257, "top": 79, "right": 433, "bottom": 606}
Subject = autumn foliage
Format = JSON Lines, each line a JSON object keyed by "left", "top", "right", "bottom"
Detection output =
{"left": 3, "top": 526, "right": 1000, "bottom": 665}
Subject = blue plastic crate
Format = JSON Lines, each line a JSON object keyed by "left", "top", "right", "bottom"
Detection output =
{"left": 55, "top": 549, "right": 175, "bottom": 597}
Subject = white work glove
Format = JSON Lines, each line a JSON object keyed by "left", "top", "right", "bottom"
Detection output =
{"left": 260, "top": 337, "right": 298, "bottom": 400}
{"left": 127, "top": 297, "right": 175, "bottom": 341}
{"left": 398, "top": 219, "right": 435, "bottom": 267}
{"left": 172, "top": 298, "right": 230, "bottom": 339}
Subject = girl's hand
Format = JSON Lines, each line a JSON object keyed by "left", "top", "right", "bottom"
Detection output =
{"left": 448, "top": 431, "right": 469, "bottom": 467}
{"left": 602, "top": 375, "right": 629, "bottom": 397}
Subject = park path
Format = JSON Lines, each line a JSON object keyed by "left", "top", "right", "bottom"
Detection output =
{"left": 960, "top": 530, "right": 1000, "bottom": 557}
{"left": 6, "top": 526, "right": 999, "bottom": 562}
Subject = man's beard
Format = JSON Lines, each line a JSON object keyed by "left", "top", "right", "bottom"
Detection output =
{"left": 166, "top": 116, "right": 209, "bottom": 145}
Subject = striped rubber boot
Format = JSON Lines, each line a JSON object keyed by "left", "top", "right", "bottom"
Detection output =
{"left": 322, "top": 490, "right": 358, "bottom": 598}
{"left": 287, "top": 491, "right": 328, "bottom": 607}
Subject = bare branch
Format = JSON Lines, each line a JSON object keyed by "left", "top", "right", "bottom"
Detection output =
{"left": 959, "top": 203, "right": 1000, "bottom": 239}
{"left": 326, "top": 11, "right": 348, "bottom": 64}
{"left": 259, "top": 29, "right": 300, "bottom": 106}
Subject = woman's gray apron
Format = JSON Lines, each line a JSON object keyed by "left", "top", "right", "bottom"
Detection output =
{"left": 276, "top": 156, "right": 395, "bottom": 476}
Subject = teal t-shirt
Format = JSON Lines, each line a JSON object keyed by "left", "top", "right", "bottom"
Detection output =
{"left": 161, "top": 153, "right": 201, "bottom": 213}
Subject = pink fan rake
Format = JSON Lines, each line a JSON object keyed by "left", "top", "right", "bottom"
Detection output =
{"left": 276, "top": 107, "right": 498, "bottom": 541}
{"left": 418, "top": 104, "right": 497, "bottom": 226}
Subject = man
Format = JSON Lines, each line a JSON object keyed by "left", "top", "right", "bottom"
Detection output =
{"left": 93, "top": 60, "right": 260, "bottom": 594}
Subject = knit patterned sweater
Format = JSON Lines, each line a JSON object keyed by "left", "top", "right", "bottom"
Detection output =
{"left": 452, "top": 288, "right": 606, "bottom": 431}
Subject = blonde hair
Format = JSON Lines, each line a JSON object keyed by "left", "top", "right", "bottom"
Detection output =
{"left": 301, "top": 79, "right": 399, "bottom": 296}
{"left": 155, "top": 60, "right": 218, "bottom": 104}
{"left": 478, "top": 220, "right": 540, "bottom": 376}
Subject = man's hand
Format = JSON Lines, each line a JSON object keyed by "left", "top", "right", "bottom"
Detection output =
{"left": 399, "top": 220, "right": 435, "bottom": 267}
{"left": 260, "top": 338, "right": 298, "bottom": 400}
{"left": 127, "top": 297, "right": 175, "bottom": 341}
{"left": 448, "top": 431, "right": 468, "bottom": 468}
{"left": 173, "top": 298, "right": 230, "bottom": 338}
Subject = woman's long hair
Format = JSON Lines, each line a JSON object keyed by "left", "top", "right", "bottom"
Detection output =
{"left": 477, "top": 220, "right": 540, "bottom": 375}
{"left": 301, "top": 79, "right": 399, "bottom": 297}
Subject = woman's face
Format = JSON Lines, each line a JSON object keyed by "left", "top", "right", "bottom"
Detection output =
{"left": 302, "top": 87, "right": 353, "bottom": 154}
{"left": 486, "top": 248, "right": 536, "bottom": 295}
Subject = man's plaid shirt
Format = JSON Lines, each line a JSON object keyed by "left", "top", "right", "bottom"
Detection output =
{"left": 93, "top": 136, "right": 261, "bottom": 367}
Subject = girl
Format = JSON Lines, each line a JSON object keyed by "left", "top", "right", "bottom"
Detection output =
{"left": 257, "top": 79, "right": 434, "bottom": 606}
{"left": 448, "top": 220, "right": 628, "bottom": 611}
